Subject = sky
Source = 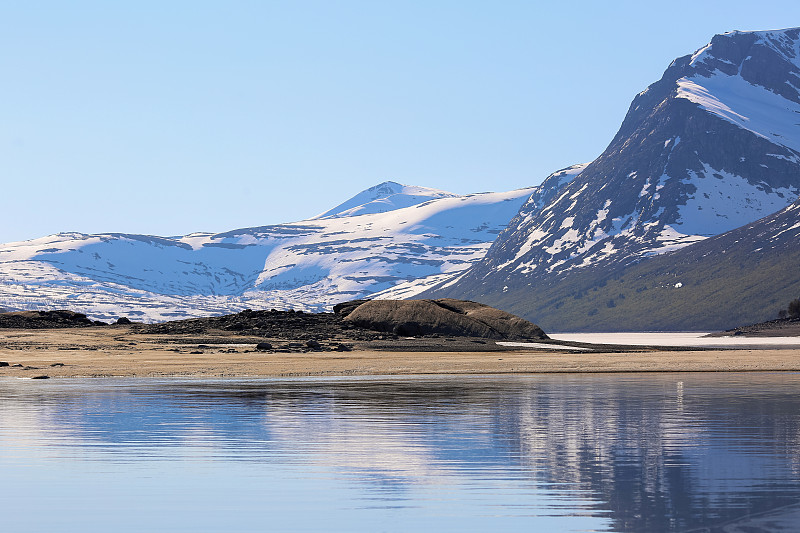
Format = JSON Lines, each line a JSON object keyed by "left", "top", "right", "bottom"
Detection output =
{"left": 2, "top": 0, "right": 800, "bottom": 243}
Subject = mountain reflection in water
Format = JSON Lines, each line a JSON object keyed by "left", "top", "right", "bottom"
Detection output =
{"left": 1, "top": 374, "right": 799, "bottom": 532}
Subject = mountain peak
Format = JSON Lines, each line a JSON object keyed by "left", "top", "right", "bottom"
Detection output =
{"left": 311, "top": 181, "right": 459, "bottom": 219}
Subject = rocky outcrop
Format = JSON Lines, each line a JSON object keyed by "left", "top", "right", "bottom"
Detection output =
{"left": 0, "top": 310, "right": 104, "bottom": 329}
{"left": 341, "top": 299, "right": 548, "bottom": 340}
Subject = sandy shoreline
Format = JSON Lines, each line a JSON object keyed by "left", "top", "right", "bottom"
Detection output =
{"left": 1, "top": 327, "right": 799, "bottom": 378}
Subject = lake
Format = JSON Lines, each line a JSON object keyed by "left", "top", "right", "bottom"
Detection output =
{"left": 2, "top": 374, "right": 799, "bottom": 532}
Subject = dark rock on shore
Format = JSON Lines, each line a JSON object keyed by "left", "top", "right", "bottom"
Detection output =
{"left": 343, "top": 299, "right": 548, "bottom": 340}
{"left": 0, "top": 310, "right": 102, "bottom": 329}
{"left": 137, "top": 307, "right": 385, "bottom": 340}
{"left": 255, "top": 342, "right": 273, "bottom": 351}
{"left": 306, "top": 340, "right": 322, "bottom": 350}
{"left": 707, "top": 316, "right": 800, "bottom": 338}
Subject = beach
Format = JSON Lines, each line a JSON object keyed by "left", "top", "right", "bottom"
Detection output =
{"left": 1, "top": 327, "right": 799, "bottom": 378}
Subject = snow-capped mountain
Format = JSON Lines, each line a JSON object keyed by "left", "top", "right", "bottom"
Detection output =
{"left": 312, "top": 181, "right": 459, "bottom": 219}
{"left": 0, "top": 182, "right": 541, "bottom": 322}
{"left": 428, "top": 28, "right": 800, "bottom": 321}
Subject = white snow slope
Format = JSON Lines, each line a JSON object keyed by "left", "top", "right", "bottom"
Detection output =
{"left": 0, "top": 183, "right": 537, "bottom": 322}
{"left": 677, "top": 30, "right": 800, "bottom": 156}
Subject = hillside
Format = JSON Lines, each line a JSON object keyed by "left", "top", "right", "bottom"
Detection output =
{"left": 442, "top": 199, "right": 800, "bottom": 332}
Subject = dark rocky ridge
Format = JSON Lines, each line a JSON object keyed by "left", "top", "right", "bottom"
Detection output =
{"left": 136, "top": 307, "right": 377, "bottom": 341}
{"left": 133, "top": 299, "right": 547, "bottom": 344}
{"left": 0, "top": 310, "right": 105, "bottom": 329}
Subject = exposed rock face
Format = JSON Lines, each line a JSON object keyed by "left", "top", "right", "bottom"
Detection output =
{"left": 0, "top": 310, "right": 102, "bottom": 329}
{"left": 342, "top": 299, "right": 548, "bottom": 340}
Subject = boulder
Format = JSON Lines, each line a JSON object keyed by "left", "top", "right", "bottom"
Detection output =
{"left": 255, "top": 342, "right": 273, "bottom": 351}
{"left": 342, "top": 299, "right": 547, "bottom": 340}
{"left": 333, "top": 300, "right": 369, "bottom": 317}
{"left": 306, "top": 340, "right": 322, "bottom": 350}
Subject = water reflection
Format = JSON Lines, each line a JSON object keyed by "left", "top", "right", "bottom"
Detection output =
{"left": 1, "top": 374, "right": 799, "bottom": 532}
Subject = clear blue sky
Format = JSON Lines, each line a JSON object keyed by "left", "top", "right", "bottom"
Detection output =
{"left": 2, "top": 0, "right": 800, "bottom": 242}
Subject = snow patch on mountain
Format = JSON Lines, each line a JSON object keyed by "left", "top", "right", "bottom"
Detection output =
{"left": 676, "top": 163, "right": 799, "bottom": 235}
{"left": 676, "top": 75, "right": 800, "bottom": 155}
{"left": 678, "top": 29, "right": 800, "bottom": 155}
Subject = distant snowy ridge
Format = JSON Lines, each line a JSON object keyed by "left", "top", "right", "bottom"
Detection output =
{"left": 0, "top": 182, "right": 538, "bottom": 322}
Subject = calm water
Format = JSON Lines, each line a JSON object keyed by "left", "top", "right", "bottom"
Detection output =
{"left": 2, "top": 374, "right": 800, "bottom": 532}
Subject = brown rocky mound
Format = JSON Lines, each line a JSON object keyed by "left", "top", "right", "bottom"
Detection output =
{"left": 337, "top": 298, "right": 548, "bottom": 340}
{"left": 0, "top": 310, "right": 104, "bottom": 329}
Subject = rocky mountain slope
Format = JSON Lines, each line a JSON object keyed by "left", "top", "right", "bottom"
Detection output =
{"left": 469, "top": 198, "right": 800, "bottom": 332}
{"left": 427, "top": 28, "right": 800, "bottom": 330}
{"left": 0, "top": 181, "right": 552, "bottom": 322}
